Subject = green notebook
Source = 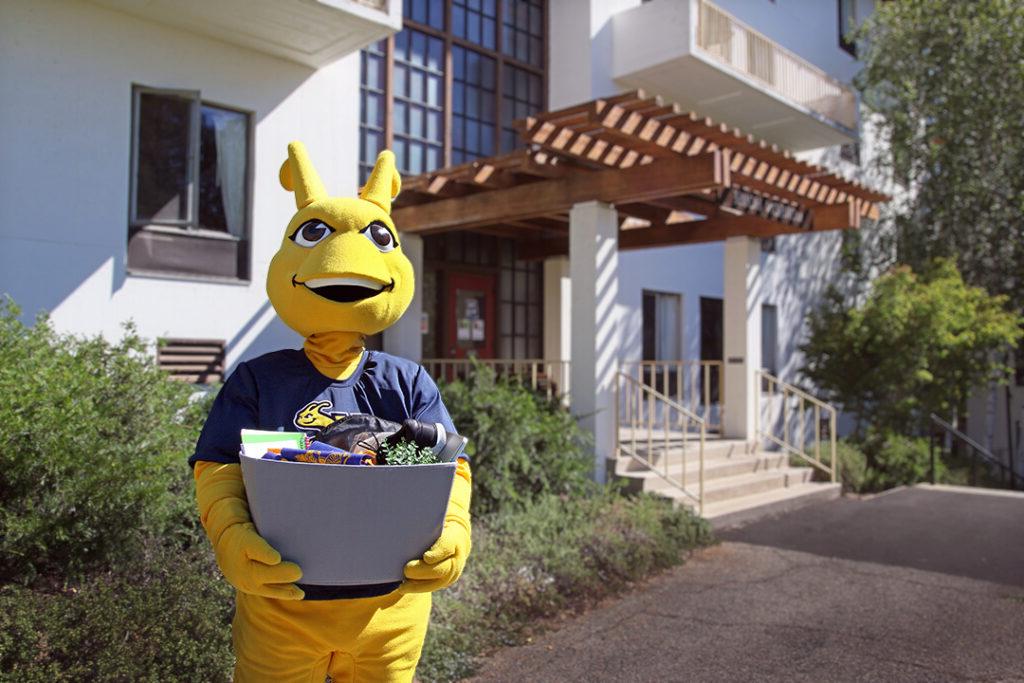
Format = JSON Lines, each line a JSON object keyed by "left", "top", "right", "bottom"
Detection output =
{"left": 240, "top": 429, "right": 306, "bottom": 458}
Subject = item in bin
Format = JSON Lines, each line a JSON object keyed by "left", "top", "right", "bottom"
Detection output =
{"left": 263, "top": 447, "right": 375, "bottom": 465}
{"left": 315, "top": 414, "right": 468, "bottom": 464}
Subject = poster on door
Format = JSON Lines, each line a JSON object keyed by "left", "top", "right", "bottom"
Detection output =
{"left": 456, "top": 290, "right": 485, "bottom": 348}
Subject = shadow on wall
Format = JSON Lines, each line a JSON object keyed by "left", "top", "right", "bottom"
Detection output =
{"left": 223, "top": 299, "right": 304, "bottom": 372}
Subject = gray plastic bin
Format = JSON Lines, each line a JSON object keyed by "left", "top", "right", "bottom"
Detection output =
{"left": 239, "top": 456, "right": 456, "bottom": 586}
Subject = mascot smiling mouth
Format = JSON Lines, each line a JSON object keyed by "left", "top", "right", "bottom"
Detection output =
{"left": 293, "top": 275, "right": 396, "bottom": 303}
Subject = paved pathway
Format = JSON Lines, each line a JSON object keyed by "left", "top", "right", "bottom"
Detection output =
{"left": 470, "top": 486, "right": 1024, "bottom": 682}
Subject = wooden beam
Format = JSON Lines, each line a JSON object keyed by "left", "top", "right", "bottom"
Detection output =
{"left": 517, "top": 236, "right": 569, "bottom": 260}
{"left": 618, "top": 216, "right": 788, "bottom": 250}
{"left": 811, "top": 200, "right": 860, "bottom": 230}
{"left": 392, "top": 151, "right": 728, "bottom": 234}
{"left": 651, "top": 194, "right": 721, "bottom": 218}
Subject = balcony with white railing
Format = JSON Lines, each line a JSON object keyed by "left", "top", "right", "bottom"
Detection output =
{"left": 93, "top": 0, "right": 401, "bottom": 67}
{"left": 611, "top": 0, "right": 858, "bottom": 151}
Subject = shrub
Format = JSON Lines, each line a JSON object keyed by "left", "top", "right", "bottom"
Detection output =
{"left": 440, "top": 364, "right": 595, "bottom": 516}
{"left": 417, "top": 491, "right": 713, "bottom": 682}
{"left": 0, "top": 300, "right": 209, "bottom": 583}
{"left": 862, "top": 431, "right": 943, "bottom": 491}
{"left": 0, "top": 543, "right": 234, "bottom": 682}
{"left": 791, "top": 439, "right": 869, "bottom": 493}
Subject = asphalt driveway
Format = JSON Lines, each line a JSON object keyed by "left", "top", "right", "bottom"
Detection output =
{"left": 470, "top": 485, "right": 1024, "bottom": 682}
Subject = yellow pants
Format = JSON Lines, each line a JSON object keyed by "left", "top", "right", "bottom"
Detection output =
{"left": 232, "top": 590, "right": 431, "bottom": 683}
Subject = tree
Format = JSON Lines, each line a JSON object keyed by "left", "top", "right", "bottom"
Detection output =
{"left": 800, "top": 260, "right": 1021, "bottom": 436}
{"left": 855, "top": 0, "right": 1024, "bottom": 303}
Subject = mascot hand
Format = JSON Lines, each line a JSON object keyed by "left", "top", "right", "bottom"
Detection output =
{"left": 194, "top": 461, "right": 305, "bottom": 601}
{"left": 402, "top": 458, "right": 472, "bottom": 593}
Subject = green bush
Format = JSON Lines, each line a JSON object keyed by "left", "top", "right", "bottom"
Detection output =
{"left": 441, "top": 364, "right": 595, "bottom": 516}
{"left": 0, "top": 544, "right": 234, "bottom": 682}
{"left": 791, "top": 439, "right": 870, "bottom": 493}
{"left": 418, "top": 491, "right": 714, "bottom": 682}
{"left": 862, "top": 431, "right": 943, "bottom": 491}
{"left": 0, "top": 300, "right": 209, "bottom": 583}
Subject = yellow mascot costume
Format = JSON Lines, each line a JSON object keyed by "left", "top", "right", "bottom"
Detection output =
{"left": 190, "top": 142, "right": 472, "bottom": 682}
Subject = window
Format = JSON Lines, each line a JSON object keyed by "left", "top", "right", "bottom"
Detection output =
{"left": 761, "top": 303, "right": 778, "bottom": 376}
{"left": 129, "top": 86, "right": 251, "bottom": 280}
{"left": 838, "top": 0, "right": 857, "bottom": 56}
{"left": 642, "top": 291, "right": 681, "bottom": 362}
{"left": 642, "top": 291, "right": 682, "bottom": 394}
{"left": 392, "top": 29, "right": 446, "bottom": 175}
{"left": 840, "top": 141, "right": 860, "bottom": 164}
{"left": 360, "top": 41, "right": 388, "bottom": 182}
{"left": 452, "top": 45, "right": 497, "bottom": 164}
{"left": 359, "top": 0, "right": 547, "bottom": 182}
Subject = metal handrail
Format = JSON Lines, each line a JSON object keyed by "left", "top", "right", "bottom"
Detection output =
{"left": 929, "top": 413, "right": 1019, "bottom": 489}
{"left": 755, "top": 369, "right": 838, "bottom": 483}
{"left": 615, "top": 371, "right": 706, "bottom": 513}
{"left": 619, "top": 359, "right": 724, "bottom": 432}
{"left": 422, "top": 358, "right": 570, "bottom": 401}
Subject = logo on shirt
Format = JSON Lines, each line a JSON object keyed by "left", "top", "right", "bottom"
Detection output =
{"left": 294, "top": 400, "right": 349, "bottom": 431}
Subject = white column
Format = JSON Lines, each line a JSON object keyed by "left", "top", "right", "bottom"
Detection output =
{"left": 543, "top": 256, "right": 571, "bottom": 362}
{"left": 722, "top": 236, "right": 762, "bottom": 441}
{"left": 569, "top": 201, "right": 620, "bottom": 482}
{"left": 383, "top": 232, "right": 423, "bottom": 362}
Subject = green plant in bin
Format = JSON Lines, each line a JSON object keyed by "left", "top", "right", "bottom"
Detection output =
{"left": 380, "top": 438, "right": 440, "bottom": 465}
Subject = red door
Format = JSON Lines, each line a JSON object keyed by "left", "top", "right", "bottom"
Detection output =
{"left": 446, "top": 272, "right": 496, "bottom": 359}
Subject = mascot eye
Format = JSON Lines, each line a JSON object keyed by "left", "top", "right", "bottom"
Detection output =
{"left": 362, "top": 221, "right": 397, "bottom": 253}
{"left": 290, "top": 220, "right": 335, "bottom": 248}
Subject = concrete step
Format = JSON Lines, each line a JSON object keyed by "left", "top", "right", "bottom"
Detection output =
{"left": 700, "top": 482, "right": 842, "bottom": 530}
{"left": 617, "top": 436, "right": 749, "bottom": 469}
{"left": 700, "top": 467, "right": 815, "bottom": 503}
{"left": 614, "top": 452, "right": 790, "bottom": 486}
{"left": 613, "top": 460, "right": 813, "bottom": 503}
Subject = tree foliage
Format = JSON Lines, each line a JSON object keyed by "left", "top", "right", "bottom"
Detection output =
{"left": 801, "top": 260, "right": 1021, "bottom": 434}
{"left": 855, "top": 0, "right": 1024, "bottom": 302}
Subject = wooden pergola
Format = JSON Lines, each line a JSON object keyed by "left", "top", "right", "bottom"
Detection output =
{"left": 391, "top": 91, "right": 888, "bottom": 258}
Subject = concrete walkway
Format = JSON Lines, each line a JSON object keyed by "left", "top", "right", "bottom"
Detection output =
{"left": 470, "top": 486, "right": 1024, "bottom": 682}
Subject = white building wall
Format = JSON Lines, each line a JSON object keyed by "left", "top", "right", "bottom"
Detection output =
{"left": 550, "top": 0, "right": 883, "bottom": 398}
{"left": 0, "top": 0, "right": 363, "bottom": 370}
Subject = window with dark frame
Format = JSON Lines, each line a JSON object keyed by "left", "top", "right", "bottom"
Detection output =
{"left": 838, "top": 0, "right": 857, "bottom": 56}
{"left": 359, "top": 0, "right": 547, "bottom": 183}
{"left": 761, "top": 303, "right": 778, "bottom": 376}
{"left": 129, "top": 86, "right": 252, "bottom": 280}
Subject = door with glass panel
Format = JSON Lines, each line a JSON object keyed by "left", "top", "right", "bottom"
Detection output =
{"left": 642, "top": 290, "right": 682, "bottom": 396}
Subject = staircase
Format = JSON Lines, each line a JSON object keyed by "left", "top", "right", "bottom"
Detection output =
{"left": 612, "top": 369, "right": 841, "bottom": 529}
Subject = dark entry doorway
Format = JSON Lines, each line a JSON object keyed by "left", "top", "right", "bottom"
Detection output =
{"left": 700, "top": 296, "right": 723, "bottom": 402}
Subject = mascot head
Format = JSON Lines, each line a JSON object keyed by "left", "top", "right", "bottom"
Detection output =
{"left": 267, "top": 142, "right": 414, "bottom": 339}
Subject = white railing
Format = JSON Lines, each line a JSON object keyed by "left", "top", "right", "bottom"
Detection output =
{"left": 755, "top": 370, "right": 838, "bottom": 483}
{"left": 421, "top": 358, "right": 570, "bottom": 400}
{"left": 696, "top": 0, "right": 858, "bottom": 130}
{"left": 619, "top": 360, "right": 724, "bottom": 433}
{"left": 615, "top": 372, "right": 706, "bottom": 513}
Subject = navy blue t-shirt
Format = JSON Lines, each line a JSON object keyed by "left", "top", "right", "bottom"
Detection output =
{"left": 190, "top": 349, "right": 456, "bottom": 601}
{"left": 191, "top": 349, "right": 456, "bottom": 466}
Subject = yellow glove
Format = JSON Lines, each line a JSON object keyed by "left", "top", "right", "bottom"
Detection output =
{"left": 402, "top": 458, "right": 472, "bottom": 593}
{"left": 194, "top": 461, "right": 305, "bottom": 600}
